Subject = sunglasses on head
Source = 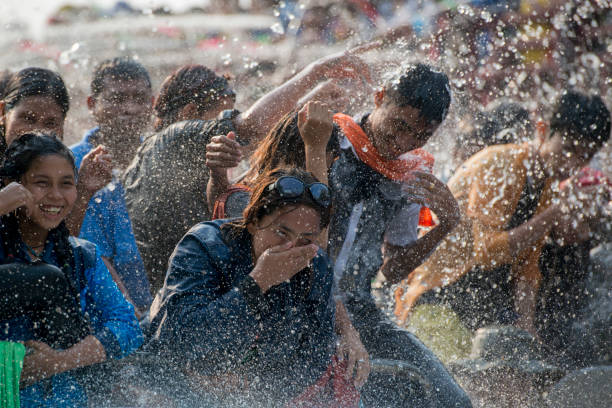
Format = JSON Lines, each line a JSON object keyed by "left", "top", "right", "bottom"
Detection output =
{"left": 266, "top": 176, "right": 331, "bottom": 209}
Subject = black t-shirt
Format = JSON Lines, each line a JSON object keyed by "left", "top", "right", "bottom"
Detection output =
{"left": 123, "top": 111, "right": 240, "bottom": 292}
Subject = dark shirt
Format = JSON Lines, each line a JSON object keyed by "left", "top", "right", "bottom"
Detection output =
{"left": 122, "top": 112, "right": 240, "bottom": 293}
{"left": 146, "top": 219, "right": 335, "bottom": 404}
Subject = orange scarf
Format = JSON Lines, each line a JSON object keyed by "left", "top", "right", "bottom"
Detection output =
{"left": 333, "top": 113, "right": 435, "bottom": 226}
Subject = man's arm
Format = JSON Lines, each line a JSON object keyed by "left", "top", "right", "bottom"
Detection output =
{"left": 233, "top": 52, "right": 370, "bottom": 146}
{"left": 381, "top": 172, "right": 460, "bottom": 284}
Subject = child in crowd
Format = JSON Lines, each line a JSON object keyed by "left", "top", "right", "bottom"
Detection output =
{"left": 326, "top": 63, "right": 470, "bottom": 407}
{"left": 70, "top": 58, "right": 153, "bottom": 313}
{"left": 0, "top": 133, "right": 142, "bottom": 407}
{"left": 146, "top": 168, "right": 338, "bottom": 406}
{"left": 395, "top": 90, "right": 611, "bottom": 340}
{"left": 0, "top": 67, "right": 112, "bottom": 236}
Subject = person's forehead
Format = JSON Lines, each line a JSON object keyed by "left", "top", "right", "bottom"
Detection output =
{"left": 274, "top": 206, "right": 320, "bottom": 233}
{"left": 100, "top": 77, "right": 151, "bottom": 95}
{"left": 14, "top": 95, "right": 63, "bottom": 113}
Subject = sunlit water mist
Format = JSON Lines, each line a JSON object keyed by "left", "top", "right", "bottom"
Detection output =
{"left": 1, "top": 1, "right": 610, "bottom": 407}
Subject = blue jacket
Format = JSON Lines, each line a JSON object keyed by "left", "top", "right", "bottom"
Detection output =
{"left": 0, "top": 235, "right": 143, "bottom": 407}
{"left": 147, "top": 219, "right": 335, "bottom": 402}
{"left": 70, "top": 128, "right": 153, "bottom": 309}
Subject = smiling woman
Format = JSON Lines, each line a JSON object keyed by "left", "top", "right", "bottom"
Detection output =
{"left": 0, "top": 133, "right": 142, "bottom": 407}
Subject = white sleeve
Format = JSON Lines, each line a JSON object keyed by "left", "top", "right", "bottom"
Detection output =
{"left": 384, "top": 202, "right": 420, "bottom": 247}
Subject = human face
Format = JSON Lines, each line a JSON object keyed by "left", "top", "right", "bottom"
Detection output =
{"left": 368, "top": 97, "right": 438, "bottom": 160}
{"left": 90, "top": 78, "right": 152, "bottom": 139}
{"left": 249, "top": 205, "right": 321, "bottom": 261}
{"left": 196, "top": 93, "right": 236, "bottom": 121}
{"left": 539, "top": 132, "right": 596, "bottom": 180}
{"left": 19, "top": 154, "right": 77, "bottom": 233}
{"left": 2, "top": 96, "right": 65, "bottom": 146}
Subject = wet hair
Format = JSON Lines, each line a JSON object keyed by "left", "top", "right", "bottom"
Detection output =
{"left": 90, "top": 57, "right": 151, "bottom": 97}
{"left": 384, "top": 63, "right": 451, "bottom": 125}
{"left": 549, "top": 90, "right": 611, "bottom": 149}
{"left": 153, "top": 64, "right": 235, "bottom": 131}
{"left": 243, "top": 110, "right": 340, "bottom": 185}
{"left": 239, "top": 167, "right": 332, "bottom": 230}
{"left": 461, "top": 101, "right": 532, "bottom": 149}
{"left": 1, "top": 68, "right": 69, "bottom": 157}
{"left": 0, "top": 133, "right": 81, "bottom": 312}
{"left": 3, "top": 67, "right": 69, "bottom": 116}
{"left": 0, "top": 70, "right": 12, "bottom": 100}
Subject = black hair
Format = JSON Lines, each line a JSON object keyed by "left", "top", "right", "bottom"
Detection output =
{"left": 463, "top": 100, "right": 532, "bottom": 148}
{"left": 0, "top": 70, "right": 12, "bottom": 100}
{"left": 550, "top": 90, "right": 611, "bottom": 149}
{"left": 153, "top": 64, "right": 234, "bottom": 131}
{"left": 0, "top": 133, "right": 81, "bottom": 318}
{"left": 3, "top": 67, "right": 69, "bottom": 116}
{"left": 90, "top": 57, "right": 152, "bottom": 97}
{"left": 384, "top": 63, "right": 451, "bottom": 125}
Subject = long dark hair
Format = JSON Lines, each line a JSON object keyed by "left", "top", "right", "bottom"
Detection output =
{"left": 237, "top": 167, "right": 332, "bottom": 230}
{"left": 0, "top": 133, "right": 79, "bottom": 297}
{"left": 0, "top": 67, "right": 70, "bottom": 155}
{"left": 242, "top": 111, "right": 340, "bottom": 185}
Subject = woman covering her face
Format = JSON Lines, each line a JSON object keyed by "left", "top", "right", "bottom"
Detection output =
{"left": 146, "top": 168, "right": 337, "bottom": 406}
{"left": 0, "top": 133, "right": 142, "bottom": 407}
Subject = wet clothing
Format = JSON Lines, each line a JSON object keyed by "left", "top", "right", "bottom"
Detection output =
{"left": 328, "top": 115, "right": 472, "bottom": 408}
{"left": 401, "top": 143, "right": 555, "bottom": 330}
{"left": 146, "top": 219, "right": 335, "bottom": 405}
{"left": 0, "top": 263, "right": 90, "bottom": 350}
{"left": 123, "top": 111, "right": 242, "bottom": 293}
{"left": 0, "top": 233, "right": 143, "bottom": 407}
{"left": 70, "top": 128, "right": 152, "bottom": 309}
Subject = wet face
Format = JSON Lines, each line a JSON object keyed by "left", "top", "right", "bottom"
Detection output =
{"left": 197, "top": 93, "right": 236, "bottom": 121}
{"left": 18, "top": 154, "right": 77, "bottom": 232}
{"left": 249, "top": 205, "right": 321, "bottom": 261}
{"left": 2, "top": 96, "right": 65, "bottom": 146}
{"left": 368, "top": 96, "right": 438, "bottom": 160}
{"left": 90, "top": 78, "right": 152, "bottom": 138}
{"left": 539, "top": 132, "right": 597, "bottom": 180}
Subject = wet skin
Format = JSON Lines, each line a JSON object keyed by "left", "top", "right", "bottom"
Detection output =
{"left": 16, "top": 154, "right": 77, "bottom": 244}
{"left": 1, "top": 95, "right": 65, "bottom": 146}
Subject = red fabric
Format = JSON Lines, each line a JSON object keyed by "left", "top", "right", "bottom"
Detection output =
{"left": 560, "top": 167, "right": 612, "bottom": 190}
{"left": 333, "top": 113, "right": 436, "bottom": 226}
{"left": 288, "top": 356, "right": 360, "bottom": 408}
{"left": 212, "top": 184, "right": 251, "bottom": 220}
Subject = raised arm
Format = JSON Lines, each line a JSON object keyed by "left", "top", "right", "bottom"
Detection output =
{"left": 233, "top": 52, "right": 370, "bottom": 145}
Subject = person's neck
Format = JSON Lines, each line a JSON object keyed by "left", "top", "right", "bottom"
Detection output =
{"left": 18, "top": 217, "right": 49, "bottom": 250}
{"left": 96, "top": 126, "right": 139, "bottom": 170}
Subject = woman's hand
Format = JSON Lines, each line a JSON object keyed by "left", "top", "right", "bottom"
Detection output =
{"left": 20, "top": 341, "right": 67, "bottom": 387}
{"left": 78, "top": 145, "right": 113, "bottom": 195}
{"left": 250, "top": 242, "right": 318, "bottom": 293}
{"left": 337, "top": 324, "right": 370, "bottom": 389}
{"left": 298, "top": 101, "right": 334, "bottom": 151}
{"left": 205, "top": 131, "right": 242, "bottom": 176}
{"left": 0, "top": 182, "right": 35, "bottom": 216}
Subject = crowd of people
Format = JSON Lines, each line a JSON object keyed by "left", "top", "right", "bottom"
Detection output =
{"left": 0, "top": 1, "right": 611, "bottom": 408}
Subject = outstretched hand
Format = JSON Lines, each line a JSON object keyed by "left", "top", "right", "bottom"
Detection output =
{"left": 298, "top": 101, "right": 334, "bottom": 151}
{"left": 309, "top": 51, "right": 372, "bottom": 85}
{"left": 206, "top": 131, "right": 243, "bottom": 173}
{"left": 78, "top": 145, "right": 113, "bottom": 194}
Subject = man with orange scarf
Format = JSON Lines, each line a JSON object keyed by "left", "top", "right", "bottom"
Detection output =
{"left": 328, "top": 64, "right": 471, "bottom": 407}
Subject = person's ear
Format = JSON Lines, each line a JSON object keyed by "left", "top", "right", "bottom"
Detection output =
{"left": 0, "top": 101, "right": 5, "bottom": 128}
{"left": 374, "top": 89, "right": 385, "bottom": 108}
{"left": 87, "top": 95, "right": 96, "bottom": 112}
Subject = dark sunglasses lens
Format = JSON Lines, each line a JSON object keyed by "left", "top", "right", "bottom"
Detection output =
{"left": 277, "top": 177, "right": 305, "bottom": 198}
{"left": 309, "top": 183, "right": 331, "bottom": 208}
